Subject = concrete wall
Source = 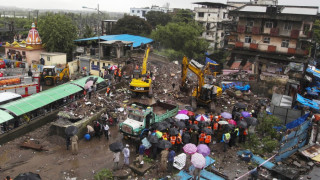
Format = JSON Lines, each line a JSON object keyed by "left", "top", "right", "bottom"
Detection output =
{"left": 68, "top": 60, "right": 79, "bottom": 75}
{"left": 41, "top": 53, "right": 67, "bottom": 66}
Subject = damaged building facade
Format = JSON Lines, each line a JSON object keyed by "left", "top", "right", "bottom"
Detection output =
{"left": 227, "top": 4, "right": 318, "bottom": 96}
{"left": 193, "top": 2, "right": 236, "bottom": 50}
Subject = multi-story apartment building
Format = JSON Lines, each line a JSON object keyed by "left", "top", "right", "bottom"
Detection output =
{"left": 130, "top": 5, "right": 169, "bottom": 20}
{"left": 227, "top": 5, "right": 318, "bottom": 75}
{"left": 194, "top": 2, "right": 236, "bottom": 50}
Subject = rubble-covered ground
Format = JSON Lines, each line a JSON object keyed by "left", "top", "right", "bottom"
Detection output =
{"left": 0, "top": 53, "right": 317, "bottom": 179}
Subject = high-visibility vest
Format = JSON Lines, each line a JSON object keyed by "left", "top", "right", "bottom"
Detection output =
{"left": 135, "top": 65, "right": 139, "bottom": 69}
{"left": 176, "top": 134, "right": 182, "bottom": 144}
{"left": 107, "top": 88, "right": 110, "bottom": 94}
{"left": 194, "top": 121, "right": 198, "bottom": 125}
{"left": 199, "top": 133, "right": 205, "bottom": 142}
{"left": 118, "top": 71, "right": 122, "bottom": 77}
{"left": 213, "top": 122, "right": 218, "bottom": 130}
{"left": 170, "top": 136, "right": 176, "bottom": 145}
{"left": 162, "top": 133, "right": 167, "bottom": 140}
{"left": 224, "top": 133, "right": 231, "bottom": 141}
{"left": 210, "top": 115, "right": 213, "bottom": 121}
{"left": 205, "top": 135, "right": 212, "bottom": 144}
{"left": 207, "top": 126, "right": 212, "bottom": 129}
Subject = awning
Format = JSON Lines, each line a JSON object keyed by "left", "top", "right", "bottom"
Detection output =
{"left": 0, "top": 109, "right": 13, "bottom": 124}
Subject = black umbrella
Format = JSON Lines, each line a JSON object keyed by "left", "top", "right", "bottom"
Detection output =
{"left": 190, "top": 124, "right": 199, "bottom": 130}
{"left": 161, "top": 122, "right": 171, "bottom": 129}
{"left": 156, "top": 123, "right": 167, "bottom": 131}
{"left": 169, "top": 128, "right": 179, "bottom": 136}
{"left": 225, "top": 124, "right": 235, "bottom": 130}
{"left": 203, "top": 127, "right": 213, "bottom": 135}
{"left": 175, "top": 121, "right": 186, "bottom": 129}
{"left": 109, "top": 141, "right": 124, "bottom": 152}
{"left": 238, "top": 120, "right": 248, "bottom": 128}
{"left": 151, "top": 122, "right": 160, "bottom": 129}
{"left": 165, "top": 118, "right": 175, "bottom": 124}
{"left": 14, "top": 172, "right": 41, "bottom": 180}
{"left": 244, "top": 117, "right": 258, "bottom": 126}
{"left": 158, "top": 139, "right": 172, "bottom": 149}
{"left": 235, "top": 102, "right": 247, "bottom": 109}
{"left": 65, "top": 126, "right": 78, "bottom": 137}
{"left": 148, "top": 134, "right": 159, "bottom": 144}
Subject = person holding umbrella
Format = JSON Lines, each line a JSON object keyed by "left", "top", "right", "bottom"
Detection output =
{"left": 113, "top": 151, "right": 120, "bottom": 170}
{"left": 222, "top": 131, "right": 231, "bottom": 152}
{"left": 138, "top": 143, "right": 145, "bottom": 164}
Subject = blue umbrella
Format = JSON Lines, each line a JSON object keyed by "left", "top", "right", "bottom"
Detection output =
{"left": 241, "top": 111, "right": 251, "bottom": 118}
{"left": 221, "top": 112, "right": 232, "bottom": 119}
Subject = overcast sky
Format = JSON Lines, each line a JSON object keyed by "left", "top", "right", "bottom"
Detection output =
{"left": 1, "top": 0, "right": 320, "bottom": 13}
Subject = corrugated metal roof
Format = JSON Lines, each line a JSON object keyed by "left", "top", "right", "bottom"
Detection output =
{"left": 239, "top": 6, "right": 267, "bottom": 12}
{"left": 281, "top": 7, "right": 318, "bottom": 15}
{"left": 75, "top": 34, "right": 153, "bottom": 48}
{"left": 0, "top": 109, "right": 13, "bottom": 124}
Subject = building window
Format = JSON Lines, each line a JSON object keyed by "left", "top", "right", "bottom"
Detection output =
{"left": 246, "top": 19, "right": 254, "bottom": 27}
{"left": 265, "top": 21, "right": 273, "bottom": 28}
{"left": 281, "top": 39, "right": 289, "bottom": 47}
{"left": 132, "top": 10, "right": 134, "bottom": 13}
{"left": 137, "top": 10, "right": 140, "bottom": 13}
{"left": 284, "top": 23, "right": 292, "bottom": 30}
{"left": 208, "top": 14, "right": 210, "bottom": 16}
{"left": 47, "top": 57, "right": 50, "bottom": 61}
{"left": 263, "top": 37, "right": 270, "bottom": 43}
{"left": 245, "top": 36, "right": 252, "bottom": 43}
{"left": 221, "top": 32, "right": 224, "bottom": 37}
{"left": 223, "top": 12, "right": 227, "bottom": 19}
{"left": 198, "top": 12, "right": 204, "bottom": 17}
{"left": 22, "top": 51, "right": 26, "bottom": 55}
{"left": 206, "top": 32, "right": 210, "bottom": 36}
{"left": 142, "top": 11, "right": 146, "bottom": 17}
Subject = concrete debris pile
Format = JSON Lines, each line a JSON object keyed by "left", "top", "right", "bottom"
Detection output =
{"left": 216, "top": 71, "right": 251, "bottom": 82}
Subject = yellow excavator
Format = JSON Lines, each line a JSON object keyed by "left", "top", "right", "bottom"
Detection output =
{"left": 40, "top": 64, "right": 70, "bottom": 86}
{"left": 129, "top": 46, "right": 152, "bottom": 97}
{"left": 181, "top": 56, "right": 222, "bottom": 112}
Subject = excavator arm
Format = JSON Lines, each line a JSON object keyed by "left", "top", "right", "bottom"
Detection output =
{"left": 59, "top": 64, "right": 70, "bottom": 81}
{"left": 141, "top": 47, "right": 150, "bottom": 75}
{"left": 181, "top": 56, "right": 204, "bottom": 97}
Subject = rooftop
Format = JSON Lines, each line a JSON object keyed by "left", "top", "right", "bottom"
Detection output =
{"left": 235, "top": 5, "right": 318, "bottom": 16}
{"left": 193, "top": 2, "right": 231, "bottom": 7}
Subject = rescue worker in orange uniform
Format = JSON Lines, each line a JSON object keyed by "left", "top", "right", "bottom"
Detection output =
{"left": 106, "top": 87, "right": 111, "bottom": 96}
{"left": 204, "top": 133, "right": 212, "bottom": 147}
{"left": 199, "top": 131, "right": 206, "bottom": 144}
{"left": 162, "top": 132, "right": 168, "bottom": 140}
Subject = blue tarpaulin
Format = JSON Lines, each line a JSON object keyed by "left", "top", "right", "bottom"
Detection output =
{"left": 286, "top": 113, "right": 310, "bottom": 129}
{"left": 235, "top": 84, "right": 250, "bottom": 91}
{"left": 306, "top": 87, "right": 320, "bottom": 93}
{"left": 205, "top": 57, "right": 218, "bottom": 65}
{"left": 307, "top": 68, "right": 320, "bottom": 79}
{"left": 74, "top": 34, "right": 153, "bottom": 48}
{"left": 296, "top": 94, "right": 320, "bottom": 110}
{"left": 237, "top": 150, "right": 275, "bottom": 170}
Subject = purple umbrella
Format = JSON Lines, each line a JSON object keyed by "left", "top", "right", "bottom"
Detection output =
{"left": 178, "top": 109, "right": 188, "bottom": 115}
{"left": 241, "top": 111, "right": 251, "bottom": 118}
{"left": 197, "top": 144, "right": 211, "bottom": 157}
{"left": 221, "top": 112, "right": 232, "bottom": 119}
{"left": 183, "top": 143, "right": 197, "bottom": 154}
{"left": 191, "top": 153, "right": 206, "bottom": 169}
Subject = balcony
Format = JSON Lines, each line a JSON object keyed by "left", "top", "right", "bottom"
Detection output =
{"left": 252, "top": 26, "right": 260, "bottom": 35}
{"left": 296, "top": 49, "right": 309, "bottom": 56}
{"left": 246, "top": 26, "right": 252, "bottom": 33}
{"left": 250, "top": 43, "right": 258, "bottom": 50}
{"left": 235, "top": 42, "right": 244, "bottom": 48}
{"left": 290, "top": 30, "right": 300, "bottom": 39}
{"left": 287, "top": 48, "right": 296, "bottom": 55}
{"left": 237, "top": 25, "right": 245, "bottom": 33}
{"left": 270, "top": 28, "right": 279, "bottom": 36}
{"left": 268, "top": 45, "right": 276, "bottom": 53}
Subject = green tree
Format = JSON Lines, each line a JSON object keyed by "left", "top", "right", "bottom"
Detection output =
{"left": 172, "top": 9, "right": 194, "bottom": 24}
{"left": 112, "top": 15, "right": 152, "bottom": 36}
{"left": 145, "top": 11, "right": 172, "bottom": 28}
{"left": 83, "top": 24, "right": 94, "bottom": 38}
{"left": 151, "top": 22, "right": 209, "bottom": 60}
{"left": 38, "top": 14, "right": 78, "bottom": 61}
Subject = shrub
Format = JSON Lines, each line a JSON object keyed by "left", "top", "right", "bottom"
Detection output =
{"left": 94, "top": 168, "right": 113, "bottom": 180}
